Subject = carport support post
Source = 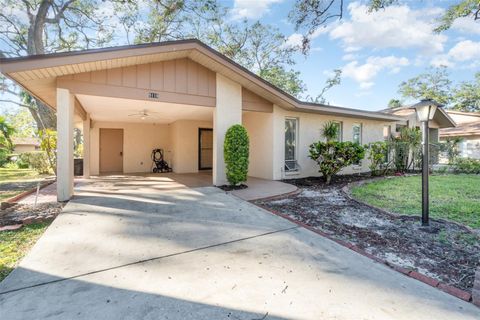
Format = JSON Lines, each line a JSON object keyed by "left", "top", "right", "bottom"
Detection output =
{"left": 82, "top": 113, "right": 91, "bottom": 178}
{"left": 57, "top": 88, "right": 75, "bottom": 201}
{"left": 213, "top": 74, "right": 242, "bottom": 186}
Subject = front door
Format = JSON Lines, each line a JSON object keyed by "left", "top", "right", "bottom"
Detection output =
{"left": 100, "top": 128, "right": 124, "bottom": 173}
{"left": 198, "top": 128, "right": 213, "bottom": 170}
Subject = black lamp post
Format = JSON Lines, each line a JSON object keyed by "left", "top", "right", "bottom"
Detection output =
{"left": 411, "top": 99, "right": 442, "bottom": 226}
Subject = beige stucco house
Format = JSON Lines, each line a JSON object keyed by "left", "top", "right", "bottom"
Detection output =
{"left": 12, "top": 137, "right": 41, "bottom": 153}
{"left": 0, "top": 39, "right": 403, "bottom": 201}
{"left": 440, "top": 110, "right": 480, "bottom": 159}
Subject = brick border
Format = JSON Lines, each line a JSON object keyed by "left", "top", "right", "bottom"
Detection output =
{"left": 252, "top": 202, "right": 475, "bottom": 305}
{"left": 1, "top": 179, "right": 55, "bottom": 205}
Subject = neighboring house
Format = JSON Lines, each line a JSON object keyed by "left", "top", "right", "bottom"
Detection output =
{"left": 1, "top": 39, "right": 407, "bottom": 201}
{"left": 12, "top": 137, "right": 41, "bottom": 153}
{"left": 439, "top": 110, "right": 480, "bottom": 160}
{"left": 382, "top": 105, "right": 456, "bottom": 164}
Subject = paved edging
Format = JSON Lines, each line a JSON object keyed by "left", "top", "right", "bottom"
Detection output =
{"left": 253, "top": 202, "right": 475, "bottom": 305}
{"left": 1, "top": 180, "right": 56, "bottom": 207}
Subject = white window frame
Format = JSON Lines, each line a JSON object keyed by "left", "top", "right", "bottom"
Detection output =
{"left": 284, "top": 117, "right": 299, "bottom": 172}
{"left": 352, "top": 123, "right": 362, "bottom": 144}
{"left": 332, "top": 121, "right": 343, "bottom": 142}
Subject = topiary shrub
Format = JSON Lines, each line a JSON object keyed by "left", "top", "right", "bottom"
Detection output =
{"left": 224, "top": 124, "right": 249, "bottom": 185}
{"left": 309, "top": 141, "right": 365, "bottom": 184}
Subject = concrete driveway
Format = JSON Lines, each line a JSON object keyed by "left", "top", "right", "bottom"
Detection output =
{"left": 0, "top": 175, "right": 478, "bottom": 320}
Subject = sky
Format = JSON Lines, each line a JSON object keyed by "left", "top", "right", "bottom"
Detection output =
{"left": 1, "top": 0, "right": 479, "bottom": 114}
{"left": 225, "top": 0, "right": 480, "bottom": 111}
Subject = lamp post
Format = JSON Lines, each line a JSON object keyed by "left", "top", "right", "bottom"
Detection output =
{"left": 411, "top": 99, "right": 442, "bottom": 226}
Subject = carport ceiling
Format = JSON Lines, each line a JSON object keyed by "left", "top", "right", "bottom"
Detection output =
{"left": 76, "top": 95, "right": 213, "bottom": 124}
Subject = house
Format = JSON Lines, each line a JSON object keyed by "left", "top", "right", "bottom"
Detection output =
{"left": 0, "top": 39, "right": 404, "bottom": 201}
{"left": 440, "top": 110, "right": 480, "bottom": 159}
{"left": 12, "top": 137, "right": 41, "bottom": 153}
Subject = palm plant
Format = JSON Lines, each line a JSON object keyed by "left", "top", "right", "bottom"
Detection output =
{"left": 322, "top": 121, "right": 339, "bottom": 142}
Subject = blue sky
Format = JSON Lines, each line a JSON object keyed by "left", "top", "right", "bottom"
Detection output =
{"left": 226, "top": 0, "right": 480, "bottom": 111}
{"left": 1, "top": 0, "right": 479, "bottom": 114}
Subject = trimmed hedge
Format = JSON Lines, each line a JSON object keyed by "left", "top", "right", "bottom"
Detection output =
{"left": 224, "top": 125, "right": 249, "bottom": 185}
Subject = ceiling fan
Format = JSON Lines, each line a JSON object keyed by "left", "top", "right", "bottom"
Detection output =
{"left": 127, "top": 109, "right": 159, "bottom": 120}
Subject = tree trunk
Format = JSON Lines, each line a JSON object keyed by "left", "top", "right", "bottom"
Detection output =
{"left": 325, "top": 174, "right": 332, "bottom": 185}
{"left": 25, "top": 0, "right": 57, "bottom": 130}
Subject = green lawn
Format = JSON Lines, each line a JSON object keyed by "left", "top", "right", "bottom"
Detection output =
{"left": 0, "top": 168, "right": 40, "bottom": 182}
{"left": 0, "top": 222, "right": 51, "bottom": 282}
{"left": 351, "top": 175, "right": 480, "bottom": 229}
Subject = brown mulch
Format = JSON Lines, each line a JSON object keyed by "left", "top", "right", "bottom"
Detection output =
{"left": 255, "top": 174, "right": 480, "bottom": 293}
{"left": 0, "top": 202, "right": 64, "bottom": 227}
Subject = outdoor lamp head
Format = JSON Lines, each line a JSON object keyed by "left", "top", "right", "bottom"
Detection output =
{"left": 411, "top": 99, "right": 442, "bottom": 122}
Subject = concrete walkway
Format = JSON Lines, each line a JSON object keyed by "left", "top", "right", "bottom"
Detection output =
{"left": 0, "top": 176, "right": 478, "bottom": 319}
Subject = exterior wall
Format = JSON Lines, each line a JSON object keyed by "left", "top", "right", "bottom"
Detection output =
{"left": 272, "top": 105, "right": 396, "bottom": 180}
{"left": 242, "top": 111, "right": 274, "bottom": 180}
{"left": 90, "top": 121, "right": 170, "bottom": 175}
{"left": 213, "top": 74, "right": 242, "bottom": 185}
{"left": 169, "top": 120, "right": 213, "bottom": 173}
{"left": 441, "top": 135, "right": 480, "bottom": 160}
{"left": 13, "top": 145, "right": 38, "bottom": 153}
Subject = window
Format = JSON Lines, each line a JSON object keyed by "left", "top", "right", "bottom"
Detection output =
{"left": 352, "top": 123, "right": 362, "bottom": 144}
{"left": 285, "top": 118, "right": 299, "bottom": 172}
{"left": 383, "top": 125, "right": 391, "bottom": 140}
{"left": 331, "top": 121, "right": 343, "bottom": 142}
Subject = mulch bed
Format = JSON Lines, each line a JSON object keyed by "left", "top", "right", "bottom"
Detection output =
{"left": 0, "top": 202, "right": 64, "bottom": 227}
{"left": 218, "top": 184, "right": 248, "bottom": 191}
{"left": 255, "top": 174, "right": 480, "bottom": 294}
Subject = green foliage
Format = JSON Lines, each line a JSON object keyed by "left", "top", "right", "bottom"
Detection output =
{"left": 388, "top": 127, "right": 422, "bottom": 173}
{"left": 434, "top": 0, "right": 480, "bottom": 32}
{"left": 18, "top": 151, "right": 51, "bottom": 174}
{"left": 0, "top": 148, "right": 9, "bottom": 167}
{"left": 365, "top": 141, "right": 389, "bottom": 176}
{"left": 308, "top": 141, "right": 365, "bottom": 184}
{"left": 259, "top": 67, "right": 306, "bottom": 98}
{"left": 453, "top": 158, "right": 480, "bottom": 174}
{"left": 224, "top": 125, "right": 249, "bottom": 185}
{"left": 38, "top": 129, "right": 57, "bottom": 174}
{"left": 0, "top": 116, "right": 15, "bottom": 152}
{"left": 387, "top": 99, "right": 402, "bottom": 109}
{"left": 4, "top": 109, "right": 37, "bottom": 138}
{"left": 399, "top": 66, "right": 452, "bottom": 105}
{"left": 451, "top": 72, "right": 480, "bottom": 112}
{"left": 439, "top": 137, "right": 463, "bottom": 164}
{"left": 321, "top": 121, "right": 340, "bottom": 142}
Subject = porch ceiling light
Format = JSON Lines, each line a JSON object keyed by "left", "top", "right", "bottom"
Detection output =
{"left": 411, "top": 98, "right": 442, "bottom": 122}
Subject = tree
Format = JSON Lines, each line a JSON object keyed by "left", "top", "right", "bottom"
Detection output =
{"left": 398, "top": 67, "right": 452, "bottom": 105}
{"left": 387, "top": 99, "right": 402, "bottom": 109}
{"left": 0, "top": 116, "right": 15, "bottom": 151}
{"left": 0, "top": 0, "right": 131, "bottom": 129}
{"left": 452, "top": 72, "right": 480, "bottom": 112}
{"left": 307, "top": 69, "right": 342, "bottom": 104}
{"left": 3, "top": 108, "right": 37, "bottom": 138}
{"left": 289, "top": 0, "right": 479, "bottom": 53}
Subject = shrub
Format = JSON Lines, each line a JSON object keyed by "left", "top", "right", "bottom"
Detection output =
{"left": 0, "top": 148, "right": 8, "bottom": 167}
{"left": 18, "top": 151, "right": 51, "bottom": 174}
{"left": 453, "top": 158, "right": 480, "bottom": 174}
{"left": 309, "top": 141, "right": 365, "bottom": 184}
{"left": 224, "top": 125, "right": 249, "bottom": 185}
{"left": 38, "top": 129, "right": 57, "bottom": 174}
{"left": 365, "top": 141, "right": 389, "bottom": 176}
{"left": 322, "top": 121, "right": 340, "bottom": 142}
{"left": 439, "top": 137, "right": 462, "bottom": 164}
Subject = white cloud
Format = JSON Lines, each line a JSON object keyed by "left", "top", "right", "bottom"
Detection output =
{"left": 431, "top": 40, "right": 480, "bottom": 67}
{"left": 285, "top": 33, "right": 303, "bottom": 48}
{"left": 448, "top": 40, "right": 480, "bottom": 61}
{"left": 231, "top": 0, "right": 283, "bottom": 20}
{"left": 451, "top": 17, "right": 480, "bottom": 35}
{"left": 342, "top": 56, "right": 409, "bottom": 89}
{"left": 329, "top": 2, "right": 447, "bottom": 54}
{"left": 342, "top": 53, "right": 358, "bottom": 61}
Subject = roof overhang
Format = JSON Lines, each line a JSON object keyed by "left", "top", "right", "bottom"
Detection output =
{"left": 381, "top": 105, "right": 456, "bottom": 128}
{"left": 0, "top": 39, "right": 402, "bottom": 122}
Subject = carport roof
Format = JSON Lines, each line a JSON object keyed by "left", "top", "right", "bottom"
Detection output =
{"left": 0, "top": 39, "right": 402, "bottom": 122}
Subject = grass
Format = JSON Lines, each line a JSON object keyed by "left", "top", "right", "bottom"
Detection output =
{"left": 0, "top": 222, "right": 51, "bottom": 282}
{"left": 0, "top": 168, "right": 40, "bottom": 182}
{"left": 351, "top": 174, "right": 480, "bottom": 229}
